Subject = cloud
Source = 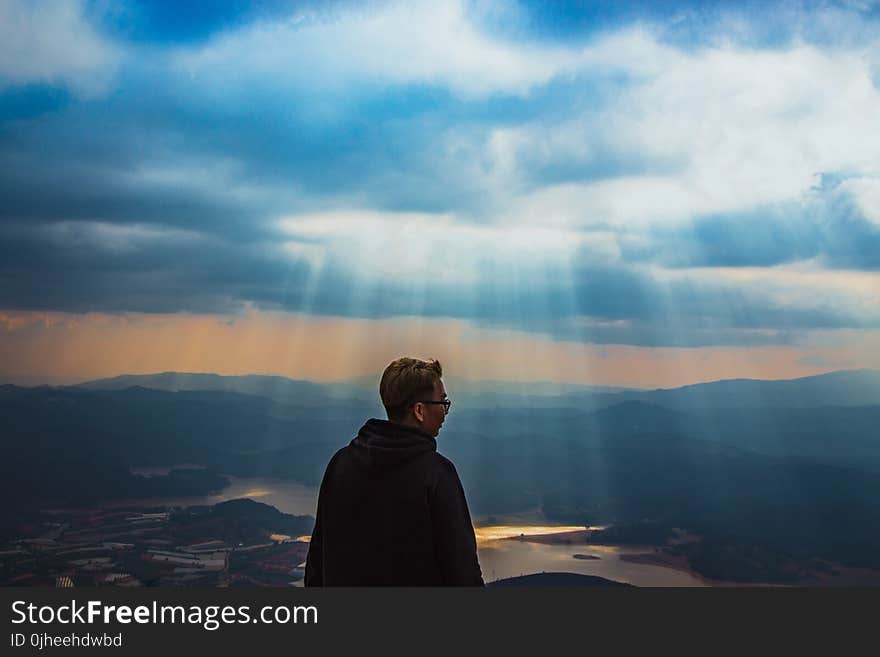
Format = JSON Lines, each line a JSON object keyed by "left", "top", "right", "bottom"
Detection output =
{"left": 1, "top": 0, "right": 879, "bottom": 352}
{"left": 6, "top": 4, "right": 879, "bottom": 228}
{"left": 488, "top": 40, "right": 880, "bottom": 229}
{"left": 617, "top": 178, "right": 880, "bottom": 270}
{"left": 0, "top": 0, "right": 120, "bottom": 96}
{"left": 840, "top": 176, "right": 880, "bottom": 227}
{"left": 0, "top": 218, "right": 312, "bottom": 314}
{"left": 173, "top": 0, "right": 600, "bottom": 99}
{"left": 3, "top": 200, "right": 876, "bottom": 348}
{"left": 276, "top": 210, "right": 596, "bottom": 285}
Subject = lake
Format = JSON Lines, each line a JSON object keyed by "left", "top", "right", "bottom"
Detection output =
{"left": 476, "top": 532, "right": 707, "bottom": 587}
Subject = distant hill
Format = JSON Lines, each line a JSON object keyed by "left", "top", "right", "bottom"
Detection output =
{"left": 188, "top": 498, "right": 313, "bottom": 540}
{"left": 0, "top": 384, "right": 365, "bottom": 513}
{"left": 73, "top": 372, "right": 378, "bottom": 407}
{"left": 70, "top": 368, "right": 880, "bottom": 410}
{"left": 489, "top": 572, "right": 632, "bottom": 587}
{"left": 604, "top": 369, "right": 880, "bottom": 410}
{"left": 585, "top": 400, "right": 688, "bottom": 438}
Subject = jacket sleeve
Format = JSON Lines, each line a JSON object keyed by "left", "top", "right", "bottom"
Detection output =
{"left": 431, "top": 461, "right": 484, "bottom": 586}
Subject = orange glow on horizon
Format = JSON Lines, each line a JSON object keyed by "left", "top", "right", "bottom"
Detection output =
{"left": 0, "top": 309, "right": 876, "bottom": 389}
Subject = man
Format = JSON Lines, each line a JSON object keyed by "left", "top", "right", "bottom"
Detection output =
{"left": 305, "top": 357, "right": 483, "bottom": 586}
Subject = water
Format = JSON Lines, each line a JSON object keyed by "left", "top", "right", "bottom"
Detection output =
{"left": 477, "top": 537, "right": 707, "bottom": 587}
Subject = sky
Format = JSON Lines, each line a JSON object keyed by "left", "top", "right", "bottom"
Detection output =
{"left": 1, "top": 0, "right": 879, "bottom": 387}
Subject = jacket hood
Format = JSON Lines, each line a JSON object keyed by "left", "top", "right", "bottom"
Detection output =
{"left": 349, "top": 418, "right": 437, "bottom": 470}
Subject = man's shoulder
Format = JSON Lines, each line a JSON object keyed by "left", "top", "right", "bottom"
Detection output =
{"left": 432, "top": 451, "right": 457, "bottom": 471}
{"left": 321, "top": 443, "right": 356, "bottom": 475}
{"left": 328, "top": 444, "right": 351, "bottom": 464}
{"left": 430, "top": 452, "right": 463, "bottom": 484}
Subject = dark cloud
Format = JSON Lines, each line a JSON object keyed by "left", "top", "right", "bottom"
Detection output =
{"left": 0, "top": 221, "right": 311, "bottom": 314}
{"left": 1, "top": 213, "right": 872, "bottom": 348}
{"left": 0, "top": 71, "right": 508, "bottom": 235}
{"left": 622, "top": 181, "right": 880, "bottom": 270}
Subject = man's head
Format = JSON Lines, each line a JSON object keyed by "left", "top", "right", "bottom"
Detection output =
{"left": 380, "top": 357, "right": 449, "bottom": 437}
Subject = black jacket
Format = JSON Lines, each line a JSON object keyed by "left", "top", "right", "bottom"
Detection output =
{"left": 304, "top": 419, "right": 483, "bottom": 586}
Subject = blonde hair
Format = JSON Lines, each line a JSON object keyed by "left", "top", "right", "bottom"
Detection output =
{"left": 380, "top": 357, "right": 443, "bottom": 421}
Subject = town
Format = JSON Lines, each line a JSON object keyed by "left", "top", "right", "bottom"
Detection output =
{"left": 0, "top": 499, "right": 313, "bottom": 587}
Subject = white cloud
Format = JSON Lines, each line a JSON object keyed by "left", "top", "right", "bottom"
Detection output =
{"left": 0, "top": 0, "right": 120, "bottom": 96}
{"left": 171, "top": 1, "right": 880, "bottom": 232}
{"left": 840, "top": 176, "right": 880, "bottom": 226}
{"left": 490, "top": 40, "right": 880, "bottom": 229}
{"left": 175, "top": 0, "right": 605, "bottom": 99}
{"left": 654, "top": 263, "right": 880, "bottom": 327}
{"left": 276, "top": 210, "right": 600, "bottom": 284}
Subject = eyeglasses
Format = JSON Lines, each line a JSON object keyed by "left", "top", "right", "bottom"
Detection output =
{"left": 415, "top": 399, "right": 452, "bottom": 414}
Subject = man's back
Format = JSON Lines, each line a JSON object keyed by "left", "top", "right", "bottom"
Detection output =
{"left": 305, "top": 418, "right": 483, "bottom": 586}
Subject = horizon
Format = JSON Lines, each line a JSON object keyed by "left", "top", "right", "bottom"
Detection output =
{"left": 3, "top": 365, "right": 878, "bottom": 393}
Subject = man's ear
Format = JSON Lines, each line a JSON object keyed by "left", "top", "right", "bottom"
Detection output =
{"left": 413, "top": 402, "right": 425, "bottom": 423}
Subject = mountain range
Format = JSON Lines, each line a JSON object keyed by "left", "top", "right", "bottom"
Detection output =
{"left": 2, "top": 368, "right": 880, "bottom": 573}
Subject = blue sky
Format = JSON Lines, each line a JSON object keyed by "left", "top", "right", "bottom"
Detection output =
{"left": 0, "top": 0, "right": 879, "bottom": 384}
